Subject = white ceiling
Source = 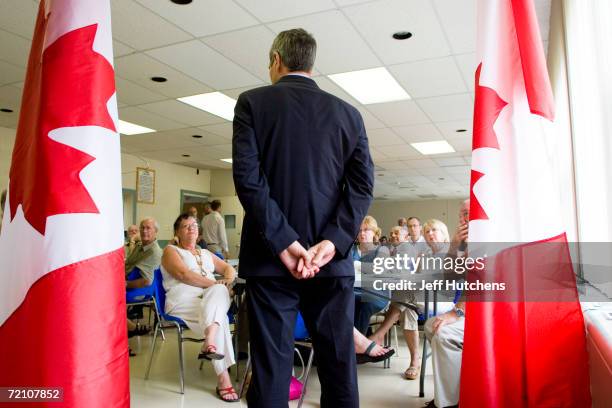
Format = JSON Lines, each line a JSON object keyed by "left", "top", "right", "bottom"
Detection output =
{"left": 0, "top": 0, "right": 551, "bottom": 200}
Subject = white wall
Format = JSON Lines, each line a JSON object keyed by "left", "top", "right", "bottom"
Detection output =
{"left": 210, "top": 169, "right": 235, "bottom": 197}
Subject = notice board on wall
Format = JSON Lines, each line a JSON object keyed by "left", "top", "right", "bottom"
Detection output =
{"left": 136, "top": 167, "right": 155, "bottom": 204}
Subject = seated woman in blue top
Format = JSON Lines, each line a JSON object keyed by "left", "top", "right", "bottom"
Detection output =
{"left": 352, "top": 215, "right": 391, "bottom": 335}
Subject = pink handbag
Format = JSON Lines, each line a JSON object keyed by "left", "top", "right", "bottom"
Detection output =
{"left": 289, "top": 376, "right": 304, "bottom": 400}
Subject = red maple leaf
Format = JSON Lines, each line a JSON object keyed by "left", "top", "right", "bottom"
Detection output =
{"left": 472, "top": 63, "right": 507, "bottom": 150}
{"left": 8, "top": 14, "right": 116, "bottom": 235}
{"left": 469, "top": 170, "right": 489, "bottom": 221}
{"left": 469, "top": 63, "right": 508, "bottom": 222}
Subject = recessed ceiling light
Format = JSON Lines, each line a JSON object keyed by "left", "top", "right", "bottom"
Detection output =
{"left": 151, "top": 76, "right": 167, "bottom": 83}
{"left": 411, "top": 140, "right": 455, "bottom": 155}
{"left": 177, "top": 92, "right": 236, "bottom": 121}
{"left": 220, "top": 158, "right": 233, "bottom": 164}
{"left": 182, "top": 154, "right": 191, "bottom": 157}
{"left": 192, "top": 134, "right": 203, "bottom": 139}
{"left": 392, "top": 31, "right": 413, "bottom": 40}
{"left": 117, "top": 119, "right": 156, "bottom": 135}
{"left": 0, "top": 108, "right": 13, "bottom": 113}
{"left": 456, "top": 129, "right": 467, "bottom": 133}
{"left": 170, "top": 0, "right": 192, "bottom": 4}
{"left": 328, "top": 67, "right": 410, "bottom": 105}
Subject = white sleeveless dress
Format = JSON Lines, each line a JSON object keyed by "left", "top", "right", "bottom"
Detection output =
{"left": 161, "top": 245, "right": 235, "bottom": 374}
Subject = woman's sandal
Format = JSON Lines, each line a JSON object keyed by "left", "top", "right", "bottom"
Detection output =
{"left": 216, "top": 386, "right": 240, "bottom": 403}
{"left": 356, "top": 341, "right": 395, "bottom": 364}
{"left": 404, "top": 366, "right": 420, "bottom": 380}
{"left": 198, "top": 344, "right": 225, "bottom": 360}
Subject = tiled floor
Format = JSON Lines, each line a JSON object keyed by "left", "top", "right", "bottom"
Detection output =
{"left": 128, "top": 330, "right": 435, "bottom": 408}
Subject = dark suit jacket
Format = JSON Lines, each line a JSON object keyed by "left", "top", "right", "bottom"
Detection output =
{"left": 232, "top": 75, "right": 374, "bottom": 278}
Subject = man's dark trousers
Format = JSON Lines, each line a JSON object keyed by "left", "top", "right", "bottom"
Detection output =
{"left": 246, "top": 276, "right": 358, "bottom": 408}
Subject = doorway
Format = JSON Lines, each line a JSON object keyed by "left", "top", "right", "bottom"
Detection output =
{"left": 180, "top": 190, "right": 210, "bottom": 224}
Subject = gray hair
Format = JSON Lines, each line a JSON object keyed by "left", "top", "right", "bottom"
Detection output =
{"left": 269, "top": 28, "right": 316, "bottom": 72}
{"left": 140, "top": 217, "right": 159, "bottom": 232}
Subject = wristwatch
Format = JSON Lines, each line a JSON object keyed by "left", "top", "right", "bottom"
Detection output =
{"left": 453, "top": 307, "right": 465, "bottom": 318}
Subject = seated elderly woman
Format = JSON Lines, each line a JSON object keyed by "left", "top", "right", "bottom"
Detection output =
{"left": 369, "top": 218, "right": 451, "bottom": 380}
{"left": 351, "top": 215, "right": 391, "bottom": 336}
{"left": 161, "top": 213, "right": 238, "bottom": 403}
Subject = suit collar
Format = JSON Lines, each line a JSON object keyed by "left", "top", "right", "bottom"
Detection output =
{"left": 277, "top": 74, "right": 319, "bottom": 89}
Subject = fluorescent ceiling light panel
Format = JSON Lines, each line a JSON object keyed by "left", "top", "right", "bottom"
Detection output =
{"left": 117, "top": 119, "right": 156, "bottom": 135}
{"left": 177, "top": 92, "right": 236, "bottom": 121}
{"left": 411, "top": 140, "right": 456, "bottom": 155}
{"left": 328, "top": 67, "right": 410, "bottom": 104}
{"left": 220, "top": 158, "right": 233, "bottom": 164}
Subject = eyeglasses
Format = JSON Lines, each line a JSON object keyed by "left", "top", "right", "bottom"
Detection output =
{"left": 181, "top": 223, "right": 198, "bottom": 230}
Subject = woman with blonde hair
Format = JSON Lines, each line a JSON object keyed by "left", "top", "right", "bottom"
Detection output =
{"left": 351, "top": 215, "right": 390, "bottom": 335}
{"left": 422, "top": 219, "right": 450, "bottom": 254}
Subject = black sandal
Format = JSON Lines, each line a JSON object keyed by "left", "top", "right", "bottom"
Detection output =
{"left": 198, "top": 344, "right": 225, "bottom": 360}
{"left": 356, "top": 341, "right": 395, "bottom": 364}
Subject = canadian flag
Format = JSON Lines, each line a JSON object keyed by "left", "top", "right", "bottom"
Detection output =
{"left": 0, "top": 1, "right": 129, "bottom": 407}
{"left": 460, "top": 0, "right": 591, "bottom": 407}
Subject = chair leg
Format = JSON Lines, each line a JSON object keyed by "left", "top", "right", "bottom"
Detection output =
{"left": 151, "top": 298, "right": 165, "bottom": 341}
{"left": 393, "top": 324, "right": 400, "bottom": 356}
{"left": 238, "top": 355, "right": 251, "bottom": 399}
{"left": 177, "top": 325, "right": 185, "bottom": 394}
{"left": 383, "top": 330, "right": 390, "bottom": 369}
{"left": 297, "top": 348, "right": 314, "bottom": 408}
{"left": 419, "top": 333, "right": 428, "bottom": 398}
{"left": 148, "top": 304, "right": 153, "bottom": 327}
{"left": 145, "top": 324, "right": 159, "bottom": 380}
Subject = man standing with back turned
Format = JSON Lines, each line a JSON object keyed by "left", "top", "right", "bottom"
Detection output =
{"left": 233, "top": 29, "right": 374, "bottom": 408}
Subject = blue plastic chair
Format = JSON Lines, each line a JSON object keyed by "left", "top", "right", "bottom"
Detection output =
{"left": 126, "top": 268, "right": 161, "bottom": 333}
{"left": 144, "top": 268, "right": 204, "bottom": 394}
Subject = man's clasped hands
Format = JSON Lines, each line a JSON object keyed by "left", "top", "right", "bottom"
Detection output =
{"left": 279, "top": 240, "right": 336, "bottom": 279}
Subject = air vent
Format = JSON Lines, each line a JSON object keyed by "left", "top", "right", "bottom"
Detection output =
{"left": 417, "top": 194, "right": 438, "bottom": 199}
